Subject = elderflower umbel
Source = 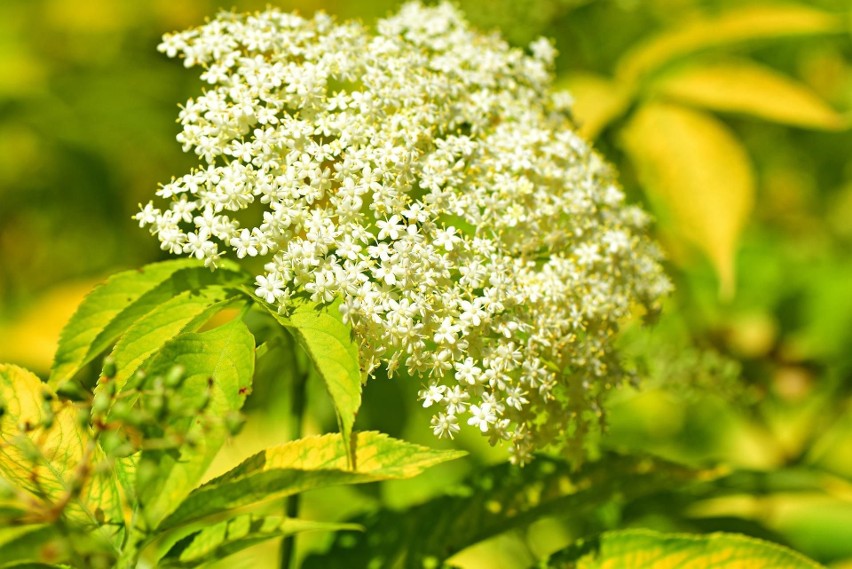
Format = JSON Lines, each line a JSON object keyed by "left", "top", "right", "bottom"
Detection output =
{"left": 138, "top": 1, "right": 671, "bottom": 464}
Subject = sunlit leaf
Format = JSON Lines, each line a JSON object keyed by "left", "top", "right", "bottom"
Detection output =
{"left": 50, "top": 260, "right": 201, "bottom": 388}
{"left": 621, "top": 102, "right": 754, "bottom": 297}
{"left": 0, "top": 365, "right": 123, "bottom": 543}
{"left": 158, "top": 514, "right": 359, "bottom": 568}
{"left": 104, "top": 285, "right": 243, "bottom": 393}
{"left": 546, "top": 529, "right": 825, "bottom": 568}
{"left": 653, "top": 59, "right": 847, "bottom": 130}
{"left": 303, "top": 454, "right": 719, "bottom": 569}
{"left": 617, "top": 5, "right": 842, "bottom": 83}
{"left": 255, "top": 295, "right": 363, "bottom": 467}
{"left": 135, "top": 319, "right": 255, "bottom": 530}
{"left": 555, "top": 73, "right": 632, "bottom": 139}
{"left": 160, "top": 431, "right": 466, "bottom": 530}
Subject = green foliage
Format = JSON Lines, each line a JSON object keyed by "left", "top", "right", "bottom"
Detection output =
{"left": 158, "top": 515, "right": 360, "bottom": 568}
{"left": 559, "top": 2, "right": 848, "bottom": 295}
{"left": 0, "top": 261, "right": 465, "bottom": 568}
{"left": 254, "top": 295, "right": 364, "bottom": 467}
{"left": 160, "top": 432, "right": 466, "bottom": 530}
{"left": 545, "top": 529, "right": 826, "bottom": 568}
{"left": 0, "top": 1, "right": 850, "bottom": 568}
{"left": 304, "top": 454, "right": 717, "bottom": 568}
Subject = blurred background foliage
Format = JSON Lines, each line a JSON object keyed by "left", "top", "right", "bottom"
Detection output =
{"left": 0, "top": 0, "right": 851, "bottom": 567}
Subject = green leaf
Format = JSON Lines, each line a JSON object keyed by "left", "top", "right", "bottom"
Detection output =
{"left": 653, "top": 59, "right": 847, "bottom": 130}
{"left": 160, "top": 431, "right": 465, "bottom": 530}
{"left": 302, "top": 454, "right": 718, "bottom": 569}
{"left": 158, "top": 514, "right": 359, "bottom": 568}
{"left": 547, "top": 529, "right": 825, "bottom": 568}
{"left": 620, "top": 101, "right": 754, "bottom": 297}
{"left": 0, "top": 365, "right": 123, "bottom": 544}
{"left": 256, "top": 295, "right": 363, "bottom": 467}
{"left": 49, "top": 260, "right": 198, "bottom": 388}
{"left": 617, "top": 5, "right": 842, "bottom": 83}
{"left": 104, "top": 285, "right": 242, "bottom": 393}
{"left": 555, "top": 73, "right": 632, "bottom": 139}
{"left": 0, "top": 525, "right": 62, "bottom": 568}
{"left": 135, "top": 319, "right": 255, "bottom": 530}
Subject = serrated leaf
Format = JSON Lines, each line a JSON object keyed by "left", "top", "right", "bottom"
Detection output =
{"left": 653, "top": 59, "right": 847, "bottom": 130}
{"left": 49, "top": 260, "right": 199, "bottom": 388}
{"left": 617, "top": 5, "right": 842, "bottom": 83}
{"left": 621, "top": 102, "right": 754, "bottom": 297}
{"left": 158, "top": 514, "right": 359, "bottom": 568}
{"left": 104, "top": 285, "right": 242, "bottom": 394}
{"left": 547, "top": 529, "right": 824, "bottom": 568}
{"left": 0, "top": 525, "right": 62, "bottom": 567}
{"left": 160, "top": 431, "right": 465, "bottom": 530}
{"left": 135, "top": 319, "right": 255, "bottom": 530}
{"left": 302, "top": 454, "right": 719, "bottom": 569}
{"left": 555, "top": 73, "right": 632, "bottom": 139}
{"left": 0, "top": 365, "right": 123, "bottom": 544}
{"left": 256, "top": 295, "right": 363, "bottom": 467}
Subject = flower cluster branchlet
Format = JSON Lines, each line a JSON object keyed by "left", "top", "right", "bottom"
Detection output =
{"left": 137, "top": 1, "right": 671, "bottom": 464}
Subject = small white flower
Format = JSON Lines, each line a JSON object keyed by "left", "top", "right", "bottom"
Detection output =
{"left": 142, "top": 1, "right": 670, "bottom": 461}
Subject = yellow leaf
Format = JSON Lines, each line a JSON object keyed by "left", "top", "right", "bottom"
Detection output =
{"left": 617, "top": 5, "right": 841, "bottom": 83}
{"left": 555, "top": 73, "right": 632, "bottom": 139}
{"left": 620, "top": 102, "right": 755, "bottom": 297}
{"left": 574, "top": 529, "right": 825, "bottom": 569}
{"left": 0, "top": 364, "right": 123, "bottom": 540}
{"left": 653, "top": 59, "right": 847, "bottom": 130}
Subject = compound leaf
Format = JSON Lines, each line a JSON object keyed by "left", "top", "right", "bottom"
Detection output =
{"left": 159, "top": 431, "right": 465, "bottom": 530}
{"left": 0, "top": 365, "right": 123, "bottom": 545}
{"left": 302, "top": 454, "right": 718, "bottom": 569}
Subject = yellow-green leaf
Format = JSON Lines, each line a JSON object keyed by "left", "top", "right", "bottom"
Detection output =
{"left": 159, "top": 431, "right": 465, "bottom": 530}
{"left": 256, "top": 295, "right": 363, "bottom": 468}
{"left": 617, "top": 5, "right": 842, "bottom": 83}
{"left": 653, "top": 59, "right": 847, "bottom": 130}
{"left": 557, "top": 529, "right": 824, "bottom": 569}
{"left": 103, "top": 286, "right": 241, "bottom": 394}
{"left": 0, "top": 365, "right": 123, "bottom": 543}
{"left": 50, "top": 260, "right": 200, "bottom": 388}
{"left": 135, "top": 319, "right": 255, "bottom": 530}
{"left": 621, "top": 102, "right": 754, "bottom": 296}
{"left": 158, "top": 514, "right": 359, "bottom": 568}
{"left": 555, "top": 73, "right": 632, "bottom": 139}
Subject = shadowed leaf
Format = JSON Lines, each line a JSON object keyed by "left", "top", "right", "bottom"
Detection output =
{"left": 0, "top": 524, "right": 63, "bottom": 568}
{"left": 158, "top": 514, "right": 360, "bottom": 568}
{"left": 303, "top": 454, "right": 719, "bottom": 569}
{"left": 135, "top": 319, "right": 255, "bottom": 530}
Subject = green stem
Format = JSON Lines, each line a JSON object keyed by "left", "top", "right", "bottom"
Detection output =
{"left": 279, "top": 345, "right": 309, "bottom": 569}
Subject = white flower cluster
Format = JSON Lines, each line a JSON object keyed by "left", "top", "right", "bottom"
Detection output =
{"left": 138, "top": 1, "right": 671, "bottom": 464}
